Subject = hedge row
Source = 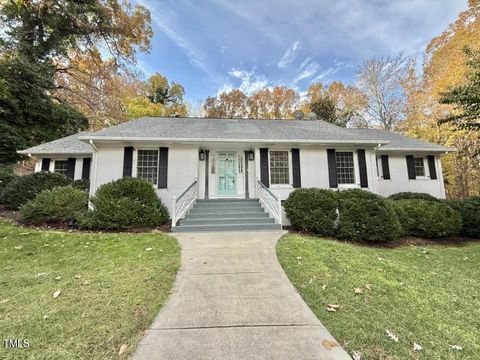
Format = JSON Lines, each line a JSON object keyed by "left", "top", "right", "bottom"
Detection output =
{"left": 1, "top": 171, "right": 89, "bottom": 210}
{"left": 284, "top": 188, "right": 402, "bottom": 242}
{"left": 285, "top": 189, "right": 479, "bottom": 242}
{"left": 6, "top": 174, "right": 169, "bottom": 231}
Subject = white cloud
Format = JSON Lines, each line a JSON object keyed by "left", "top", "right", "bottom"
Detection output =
{"left": 278, "top": 41, "right": 301, "bottom": 69}
{"left": 218, "top": 68, "right": 270, "bottom": 95}
{"left": 292, "top": 60, "right": 320, "bottom": 85}
{"left": 229, "top": 68, "right": 270, "bottom": 94}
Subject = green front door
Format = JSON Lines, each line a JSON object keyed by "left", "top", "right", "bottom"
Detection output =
{"left": 217, "top": 152, "right": 237, "bottom": 196}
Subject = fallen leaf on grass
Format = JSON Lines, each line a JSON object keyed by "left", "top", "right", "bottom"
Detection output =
{"left": 14, "top": 245, "right": 23, "bottom": 250}
{"left": 118, "top": 344, "right": 128, "bottom": 356}
{"left": 386, "top": 329, "right": 399, "bottom": 342}
{"left": 0, "top": 299, "right": 10, "bottom": 304}
{"left": 449, "top": 345, "right": 463, "bottom": 351}
{"left": 327, "top": 304, "right": 340, "bottom": 309}
{"left": 35, "top": 272, "right": 47, "bottom": 278}
{"left": 321, "top": 339, "right": 337, "bottom": 350}
{"left": 145, "top": 248, "right": 153, "bottom": 251}
{"left": 43, "top": 315, "right": 48, "bottom": 321}
{"left": 55, "top": 276, "right": 61, "bottom": 281}
{"left": 352, "top": 352, "right": 362, "bottom": 360}
{"left": 326, "top": 307, "right": 337, "bottom": 312}
{"left": 296, "top": 256, "right": 302, "bottom": 265}
{"left": 354, "top": 287, "right": 363, "bottom": 294}
{"left": 53, "top": 290, "right": 61, "bottom": 299}
{"left": 413, "top": 342, "right": 423, "bottom": 351}
{"left": 74, "top": 274, "right": 82, "bottom": 279}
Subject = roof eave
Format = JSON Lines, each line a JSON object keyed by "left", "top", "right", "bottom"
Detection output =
{"left": 80, "top": 135, "right": 389, "bottom": 146}
{"left": 376, "top": 147, "right": 455, "bottom": 153}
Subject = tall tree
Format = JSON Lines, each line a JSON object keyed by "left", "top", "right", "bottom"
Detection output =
{"left": 399, "top": 0, "right": 480, "bottom": 198}
{"left": 357, "top": 54, "right": 411, "bottom": 130}
{"left": 439, "top": 48, "right": 480, "bottom": 132}
{"left": 0, "top": 0, "right": 152, "bottom": 163}
{"left": 203, "top": 90, "right": 249, "bottom": 118}
{"left": 303, "top": 82, "right": 368, "bottom": 127}
{"left": 124, "top": 72, "right": 189, "bottom": 119}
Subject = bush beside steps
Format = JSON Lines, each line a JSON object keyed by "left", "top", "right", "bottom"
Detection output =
{"left": 79, "top": 177, "right": 169, "bottom": 231}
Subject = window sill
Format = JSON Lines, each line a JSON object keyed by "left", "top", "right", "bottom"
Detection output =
{"left": 338, "top": 184, "right": 359, "bottom": 189}
{"left": 269, "top": 184, "right": 293, "bottom": 189}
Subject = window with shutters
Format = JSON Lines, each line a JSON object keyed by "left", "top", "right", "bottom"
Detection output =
{"left": 269, "top": 151, "right": 290, "bottom": 185}
{"left": 414, "top": 157, "right": 425, "bottom": 177}
{"left": 53, "top": 160, "right": 68, "bottom": 176}
{"left": 137, "top": 150, "right": 158, "bottom": 185}
{"left": 335, "top": 152, "right": 355, "bottom": 184}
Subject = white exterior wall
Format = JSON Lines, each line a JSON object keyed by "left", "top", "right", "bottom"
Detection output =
{"left": 155, "top": 147, "right": 198, "bottom": 214}
{"left": 376, "top": 154, "right": 446, "bottom": 199}
{"left": 90, "top": 145, "right": 199, "bottom": 215}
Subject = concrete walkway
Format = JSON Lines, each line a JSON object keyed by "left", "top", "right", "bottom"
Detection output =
{"left": 134, "top": 231, "right": 351, "bottom": 360}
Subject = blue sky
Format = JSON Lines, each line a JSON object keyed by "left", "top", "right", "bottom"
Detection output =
{"left": 136, "top": 0, "right": 467, "bottom": 109}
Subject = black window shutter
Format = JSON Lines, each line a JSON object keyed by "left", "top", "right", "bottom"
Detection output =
{"left": 66, "top": 158, "right": 76, "bottom": 179}
{"left": 123, "top": 147, "right": 133, "bottom": 177}
{"left": 291, "top": 148, "right": 301, "bottom": 188}
{"left": 427, "top": 155, "right": 437, "bottom": 180}
{"left": 381, "top": 155, "right": 390, "bottom": 180}
{"left": 357, "top": 149, "right": 368, "bottom": 188}
{"left": 406, "top": 155, "right": 416, "bottom": 180}
{"left": 327, "top": 149, "right": 338, "bottom": 188}
{"left": 82, "top": 158, "right": 91, "bottom": 180}
{"left": 260, "top": 148, "right": 269, "bottom": 187}
{"left": 158, "top": 147, "right": 169, "bottom": 189}
{"left": 41, "top": 158, "right": 51, "bottom": 171}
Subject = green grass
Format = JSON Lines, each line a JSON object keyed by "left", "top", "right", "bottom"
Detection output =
{"left": 0, "top": 219, "right": 180, "bottom": 359}
{"left": 277, "top": 234, "right": 480, "bottom": 359}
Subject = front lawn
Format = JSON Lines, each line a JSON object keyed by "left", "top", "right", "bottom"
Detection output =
{"left": 0, "top": 219, "right": 180, "bottom": 359}
{"left": 277, "top": 234, "right": 480, "bottom": 359}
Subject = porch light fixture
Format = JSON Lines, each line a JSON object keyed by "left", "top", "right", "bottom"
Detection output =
{"left": 248, "top": 150, "right": 254, "bottom": 161}
{"left": 199, "top": 150, "right": 206, "bottom": 161}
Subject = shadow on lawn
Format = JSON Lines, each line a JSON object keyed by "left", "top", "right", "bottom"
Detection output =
{"left": 285, "top": 227, "right": 479, "bottom": 249}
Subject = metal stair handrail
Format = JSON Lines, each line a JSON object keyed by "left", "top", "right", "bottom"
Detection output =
{"left": 256, "top": 180, "right": 282, "bottom": 226}
{"left": 171, "top": 178, "right": 198, "bottom": 228}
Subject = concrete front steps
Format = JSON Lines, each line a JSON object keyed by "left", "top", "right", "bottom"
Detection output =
{"left": 173, "top": 199, "right": 282, "bottom": 232}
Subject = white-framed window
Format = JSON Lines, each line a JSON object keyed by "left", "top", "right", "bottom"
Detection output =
{"left": 53, "top": 160, "right": 68, "bottom": 176}
{"left": 336, "top": 152, "right": 355, "bottom": 184}
{"left": 269, "top": 150, "right": 290, "bottom": 185}
{"left": 137, "top": 149, "right": 159, "bottom": 185}
{"left": 414, "top": 157, "right": 425, "bottom": 177}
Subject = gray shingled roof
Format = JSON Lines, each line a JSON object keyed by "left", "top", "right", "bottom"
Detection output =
{"left": 18, "top": 132, "right": 93, "bottom": 155}
{"left": 351, "top": 129, "right": 451, "bottom": 152}
{"left": 80, "top": 117, "right": 386, "bottom": 144}
{"left": 18, "top": 117, "right": 451, "bottom": 155}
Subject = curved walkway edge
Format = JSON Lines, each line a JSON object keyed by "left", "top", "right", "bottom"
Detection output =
{"left": 134, "top": 231, "right": 352, "bottom": 360}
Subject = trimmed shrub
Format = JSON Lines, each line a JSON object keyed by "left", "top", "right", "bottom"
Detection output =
{"left": 284, "top": 188, "right": 338, "bottom": 236}
{"left": 393, "top": 199, "right": 462, "bottom": 238}
{"left": 80, "top": 177, "right": 169, "bottom": 230}
{"left": 0, "top": 165, "right": 16, "bottom": 202}
{"left": 448, "top": 197, "right": 480, "bottom": 238}
{"left": 72, "top": 179, "right": 90, "bottom": 193}
{"left": 337, "top": 189, "right": 401, "bottom": 243}
{"left": 20, "top": 186, "right": 88, "bottom": 225}
{"left": 2, "top": 171, "right": 72, "bottom": 210}
{"left": 388, "top": 192, "right": 441, "bottom": 202}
